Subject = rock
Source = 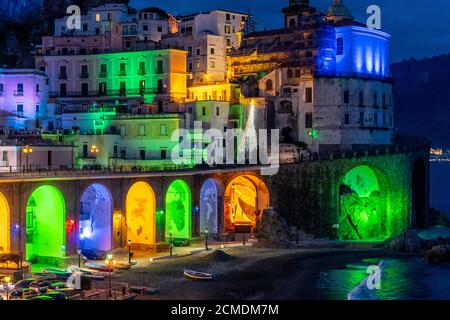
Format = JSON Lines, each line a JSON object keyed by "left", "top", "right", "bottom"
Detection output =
{"left": 426, "top": 245, "right": 450, "bottom": 264}
{"left": 385, "top": 230, "right": 421, "bottom": 252}
{"left": 254, "top": 209, "right": 312, "bottom": 247}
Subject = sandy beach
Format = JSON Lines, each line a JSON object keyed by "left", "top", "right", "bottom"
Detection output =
{"left": 111, "top": 247, "right": 404, "bottom": 300}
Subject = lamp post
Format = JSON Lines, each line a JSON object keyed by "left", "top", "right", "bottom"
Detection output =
{"left": 105, "top": 253, "right": 113, "bottom": 297}
{"left": 23, "top": 145, "right": 33, "bottom": 171}
{"left": 90, "top": 144, "right": 99, "bottom": 168}
{"left": 127, "top": 239, "right": 132, "bottom": 264}
{"left": 204, "top": 228, "right": 209, "bottom": 251}
{"left": 169, "top": 233, "right": 173, "bottom": 256}
{"left": 77, "top": 249, "right": 82, "bottom": 267}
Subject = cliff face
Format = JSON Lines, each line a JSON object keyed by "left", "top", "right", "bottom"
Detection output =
{"left": 391, "top": 54, "right": 450, "bottom": 148}
{"left": 0, "top": 0, "right": 129, "bottom": 67}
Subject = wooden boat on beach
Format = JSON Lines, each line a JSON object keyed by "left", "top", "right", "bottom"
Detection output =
{"left": 183, "top": 270, "right": 213, "bottom": 280}
{"left": 66, "top": 265, "right": 106, "bottom": 280}
{"left": 85, "top": 263, "right": 114, "bottom": 273}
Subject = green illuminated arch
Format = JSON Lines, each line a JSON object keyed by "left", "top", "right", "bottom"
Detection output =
{"left": 339, "top": 165, "right": 387, "bottom": 240}
{"left": 165, "top": 179, "right": 191, "bottom": 239}
{"left": 0, "top": 192, "right": 10, "bottom": 253}
{"left": 26, "top": 185, "right": 66, "bottom": 261}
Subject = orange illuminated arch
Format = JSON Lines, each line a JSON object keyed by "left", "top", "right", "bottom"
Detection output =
{"left": 0, "top": 192, "right": 10, "bottom": 253}
{"left": 224, "top": 175, "right": 269, "bottom": 233}
{"left": 126, "top": 181, "right": 156, "bottom": 246}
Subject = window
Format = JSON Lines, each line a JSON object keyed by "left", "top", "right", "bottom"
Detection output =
{"left": 60, "top": 83, "right": 67, "bottom": 96}
{"left": 279, "top": 101, "right": 292, "bottom": 113}
{"left": 139, "top": 61, "right": 146, "bottom": 74}
{"left": 95, "top": 13, "right": 101, "bottom": 22}
{"left": 36, "top": 105, "right": 40, "bottom": 113}
{"left": 359, "top": 112, "right": 364, "bottom": 125}
{"left": 265, "top": 79, "right": 273, "bottom": 91}
{"left": 337, "top": 37, "right": 344, "bottom": 55}
{"left": 373, "top": 92, "right": 378, "bottom": 107}
{"left": 119, "top": 63, "right": 126, "bottom": 76}
{"left": 344, "top": 113, "right": 350, "bottom": 125}
{"left": 344, "top": 90, "right": 350, "bottom": 104}
{"left": 156, "top": 60, "right": 164, "bottom": 73}
{"left": 36, "top": 84, "right": 40, "bottom": 93}
{"left": 196, "top": 62, "right": 200, "bottom": 69}
{"left": 100, "top": 63, "right": 107, "bottom": 76}
{"left": 113, "top": 145, "right": 118, "bottom": 157}
{"left": 202, "top": 107, "right": 207, "bottom": 116}
{"left": 140, "top": 150, "right": 146, "bottom": 160}
{"left": 383, "top": 113, "right": 387, "bottom": 126}
{"left": 139, "top": 125, "right": 145, "bottom": 136}
{"left": 196, "top": 48, "right": 201, "bottom": 55}
{"left": 157, "top": 26, "right": 162, "bottom": 32}
{"left": 17, "top": 83, "right": 24, "bottom": 93}
{"left": 157, "top": 79, "right": 163, "bottom": 93}
{"left": 382, "top": 94, "right": 387, "bottom": 109}
{"left": 2, "top": 151, "right": 8, "bottom": 162}
{"left": 160, "top": 124, "right": 167, "bottom": 136}
{"left": 161, "top": 150, "right": 167, "bottom": 160}
{"left": 210, "top": 47, "right": 215, "bottom": 54}
{"left": 188, "top": 63, "right": 193, "bottom": 71}
{"left": 225, "top": 25, "right": 231, "bottom": 34}
{"left": 99, "top": 82, "right": 107, "bottom": 96}
{"left": 107, "top": 13, "right": 112, "bottom": 21}
{"left": 374, "top": 113, "right": 379, "bottom": 126}
{"left": 81, "top": 65, "right": 88, "bottom": 78}
{"left": 0, "top": 83, "right": 3, "bottom": 92}
{"left": 305, "top": 87, "right": 313, "bottom": 103}
{"left": 216, "top": 106, "right": 220, "bottom": 116}
{"left": 226, "top": 13, "right": 231, "bottom": 21}
{"left": 17, "top": 104, "right": 24, "bottom": 113}
{"left": 83, "top": 24, "right": 88, "bottom": 31}
{"left": 120, "top": 81, "right": 126, "bottom": 96}
{"left": 210, "top": 60, "right": 216, "bottom": 69}
{"left": 212, "top": 91, "right": 217, "bottom": 100}
{"left": 143, "top": 24, "right": 148, "bottom": 31}
{"left": 95, "top": 28, "right": 100, "bottom": 35}
{"left": 226, "top": 38, "right": 231, "bottom": 46}
{"left": 359, "top": 91, "right": 364, "bottom": 107}
{"left": 81, "top": 83, "right": 88, "bottom": 96}
{"left": 305, "top": 113, "right": 313, "bottom": 128}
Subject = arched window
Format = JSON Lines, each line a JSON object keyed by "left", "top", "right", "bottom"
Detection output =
{"left": 265, "top": 79, "right": 273, "bottom": 91}
{"left": 287, "top": 69, "right": 293, "bottom": 78}
{"left": 279, "top": 100, "right": 293, "bottom": 113}
{"left": 289, "top": 19, "right": 296, "bottom": 29}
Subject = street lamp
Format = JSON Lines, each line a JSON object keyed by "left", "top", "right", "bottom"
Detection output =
{"left": 77, "top": 249, "right": 82, "bottom": 267}
{"left": 204, "top": 228, "right": 209, "bottom": 251}
{"left": 127, "top": 239, "right": 132, "bottom": 264}
{"left": 90, "top": 144, "right": 99, "bottom": 168}
{"left": 23, "top": 145, "right": 33, "bottom": 171}
{"left": 169, "top": 233, "right": 173, "bottom": 256}
{"left": 105, "top": 253, "right": 113, "bottom": 297}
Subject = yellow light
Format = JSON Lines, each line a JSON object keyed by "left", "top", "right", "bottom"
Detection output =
{"left": 23, "top": 145, "right": 33, "bottom": 154}
{"left": 90, "top": 145, "right": 99, "bottom": 155}
{"left": 107, "top": 253, "right": 113, "bottom": 260}
{"left": 4, "top": 277, "right": 11, "bottom": 283}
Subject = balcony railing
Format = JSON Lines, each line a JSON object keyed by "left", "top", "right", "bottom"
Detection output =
{"left": 118, "top": 71, "right": 127, "bottom": 76}
{"left": 13, "top": 90, "right": 24, "bottom": 96}
{"left": 80, "top": 72, "right": 89, "bottom": 78}
{"left": 59, "top": 73, "right": 68, "bottom": 79}
{"left": 99, "top": 72, "right": 108, "bottom": 78}
{"left": 137, "top": 69, "right": 147, "bottom": 76}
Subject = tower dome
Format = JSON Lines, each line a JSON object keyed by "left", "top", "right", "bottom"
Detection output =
{"left": 326, "top": 0, "right": 354, "bottom": 22}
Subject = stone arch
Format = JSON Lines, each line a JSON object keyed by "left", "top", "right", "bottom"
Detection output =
{"left": 126, "top": 181, "right": 157, "bottom": 247}
{"left": 338, "top": 165, "right": 389, "bottom": 240}
{"left": 79, "top": 183, "right": 113, "bottom": 252}
{"left": 412, "top": 159, "right": 427, "bottom": 229}
{"left": 26, "top": 185, "right": 66, "bottom": 262}
{"left": 165, "top": 179, "right": 191, "bottom": 239}
{"left": 0, "top": 192, "right": 10, "bottom": 253}
{"left": 223, "top": 175, "right": 270, "bottom": 233}
{"left": 199, "top": 178, "right": 224, "bottom": 235}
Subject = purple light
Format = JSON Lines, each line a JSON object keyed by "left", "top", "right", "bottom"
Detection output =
{"left": 15, "top": 223, "right": 20, "bottom": 229}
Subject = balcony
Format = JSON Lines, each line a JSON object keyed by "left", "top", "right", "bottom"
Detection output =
{"left": 59, "top": 73, "right": 68, "bottom": 80}
{"left": 99, "top": 72, "right": 108, "bottom": 78}
{"left": 13, "top": 90, "right": 24, "bottom": 97}
{"left": 155, "top": 68, "right": 164, "bottom": 75}
{"left": 118, "top": 71, "right": 127, "bottom": 76}
{"left": 137, "top": 69, "right": 147, "bottom": 76}
{"left": 80, "top": 72, "right": 89, "bottom": 79}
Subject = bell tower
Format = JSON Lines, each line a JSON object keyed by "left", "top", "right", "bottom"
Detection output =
{"left": 282, "top": 0, "right": 315, "bottom": 29}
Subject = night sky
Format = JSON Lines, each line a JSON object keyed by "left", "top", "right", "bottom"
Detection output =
{"left": 130, "top": 0, "right": 450, "bottom": 63}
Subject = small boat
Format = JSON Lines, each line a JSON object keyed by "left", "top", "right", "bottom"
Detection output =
{"left": 113, "top": 263, "right": 132, "bottom": 271}
{"left": 66, "top": 265, "right": 105, "bottom": 280}
{"left": 84, "top": 263, "right": 114, "bottom": 273}
{"left": 43, "top": 268, "right": 72, "bottom": 279}
{"left": 33, "top": 273, "right": 57, "bottom": 280}
{"left": 183, "top": 270, "right": 213, "bottom": 281}
{"left": 130, "top": 286, "right": 158, "bottom": 295}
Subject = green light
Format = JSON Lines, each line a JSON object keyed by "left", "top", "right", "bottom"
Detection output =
{"left": 26, "top": 185, "right": 66, "bottom": 261}
{"left": 165, "top": 179, "right": 191, "bottom": 239}
{"left": 308, "top": 130, "right": 319, "bottom": 139}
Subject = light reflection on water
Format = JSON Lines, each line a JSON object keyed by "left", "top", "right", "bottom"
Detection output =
{"left": 317, "top": 257, "right": 450, "bottom": 300}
